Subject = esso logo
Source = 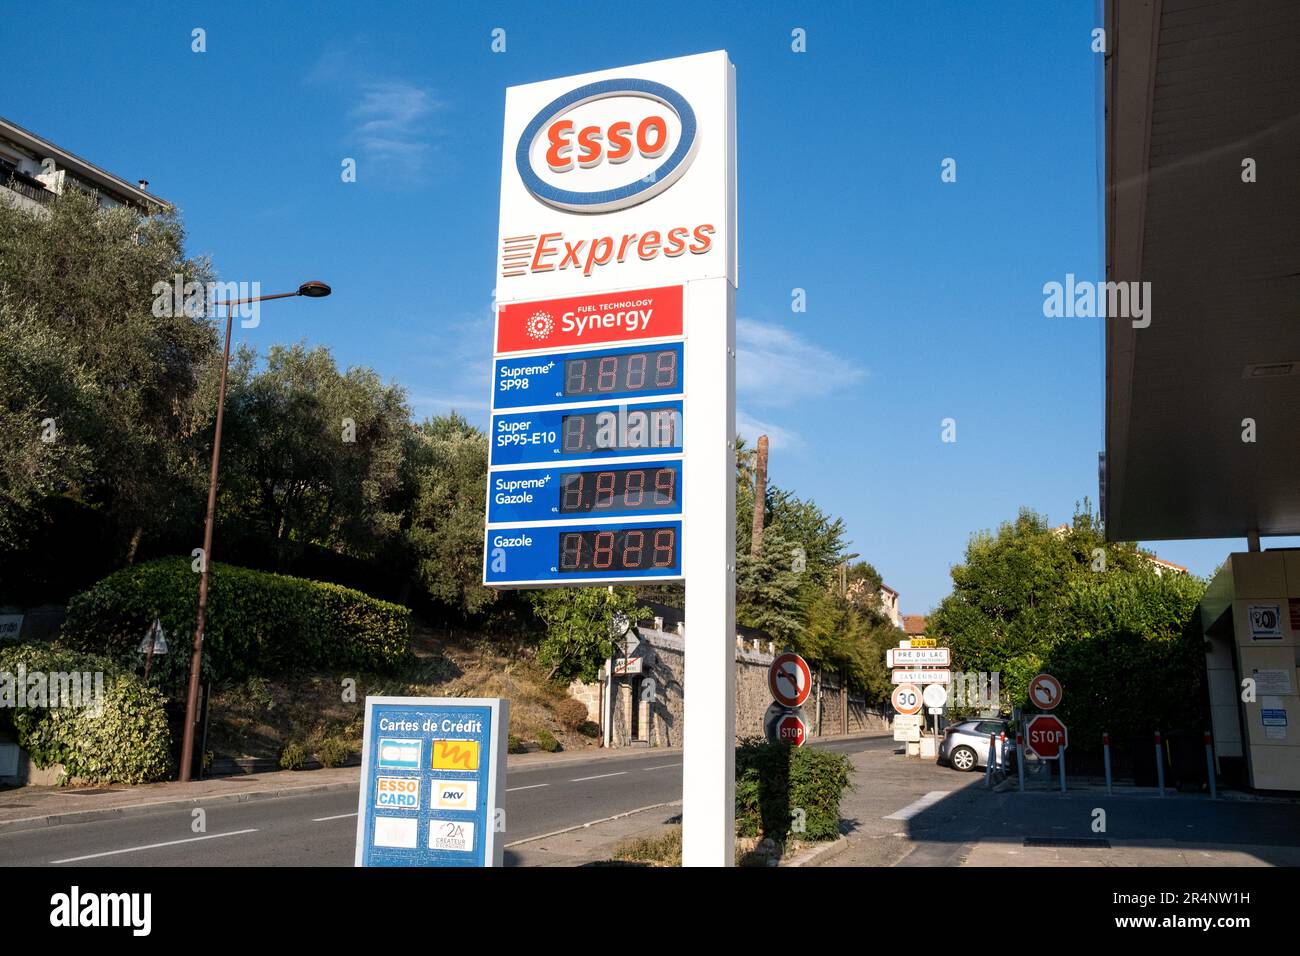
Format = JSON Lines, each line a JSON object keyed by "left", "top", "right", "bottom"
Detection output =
{"left": 516, "top": 78, "right": 698, "bottom": 214}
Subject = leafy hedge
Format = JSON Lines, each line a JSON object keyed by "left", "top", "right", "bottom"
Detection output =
{"left": 735, "top": 738, "right": 852, "bottom": 841}
{"left": 0, "top": 643, "right": 172, "bottom": 784}
{"left": 61, "top": 557, "right": 412, "bottom": 696}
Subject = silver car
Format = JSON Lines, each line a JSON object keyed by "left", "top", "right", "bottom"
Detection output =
{"left": 938, "top": 718, "right": 1016, "bottom": 772}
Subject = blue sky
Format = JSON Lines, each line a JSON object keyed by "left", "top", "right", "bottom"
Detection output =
{"left": 6, "top": 0, "right": 1267, "bottom": 610}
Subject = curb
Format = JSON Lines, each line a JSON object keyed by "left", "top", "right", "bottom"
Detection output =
{"left": 505, "top": 800, "right": 681, "bottom": 848}
{"left": 782, "top": 833, "right": 848, "bottom": 867}
{"left": 0, "top": 779, "right": 361, "bottom": 835}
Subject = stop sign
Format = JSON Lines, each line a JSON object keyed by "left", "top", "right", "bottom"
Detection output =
{"left": 775, "top": 713, "right": 807, "bottom": 747}
{"left": 1026, "top": 715, "right": 1068, "bottom": 759}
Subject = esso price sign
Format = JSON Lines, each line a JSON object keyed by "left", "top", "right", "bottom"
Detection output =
{"left": 518, "top": 78, "right": 699, "bottom": 213}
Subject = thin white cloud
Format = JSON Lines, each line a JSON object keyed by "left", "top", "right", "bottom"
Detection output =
{"left": 736, "top": 319, "right": 866, "bottom": 407}
{"left": 349, "top": 80, "right": 441, "bottom": 178}
{"left": 736, "top": 410, "right": 802, "bottom": 451}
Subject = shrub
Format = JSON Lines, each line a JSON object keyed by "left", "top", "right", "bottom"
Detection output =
{"left": 317, "top": 737, "right": 352, "bottom": 768}
{"left": 280, "top": 741, "right": 306, "bottom": 770}
{"left": 507, "top": 734, "right": 527, "bottom": 754}
{"left": 735, "top": 737, "right": 851, "bottom": 841}
{"left": 554, "top": 698, "right": 589, "bottom": 731}
{"left": 577, "top": 720, "right": 601, "bottom": 738}
{"left": 536, "top": 729, "right": 561, "bottom": 753}
{"left": 0, "top": 643, "right": 172, "bottom": 784}
{"left": 61, "top": 557, "right": 413, "bottom": 697}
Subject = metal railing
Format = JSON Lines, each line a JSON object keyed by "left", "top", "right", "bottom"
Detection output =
{"left": 2, "top": 172, "right": 56, "bottom": 206}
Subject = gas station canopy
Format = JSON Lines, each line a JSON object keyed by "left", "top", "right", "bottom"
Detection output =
{"left": 1104, "top": 0, "right": 1300, "bottom": 542}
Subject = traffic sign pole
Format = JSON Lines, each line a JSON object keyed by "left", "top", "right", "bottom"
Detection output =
{"left": 681, "top": 276, "right": 736, "bottom": 868}
{"left": 1103, "top": 732, "right": 1112, "bottom": 795}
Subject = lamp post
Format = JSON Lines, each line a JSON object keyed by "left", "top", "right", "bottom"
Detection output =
{"left": 178, "top": 281, "right": 331, "bottom": 782}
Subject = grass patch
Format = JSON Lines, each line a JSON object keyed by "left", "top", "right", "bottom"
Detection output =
{"left": 612, "top": 827, "right": 682, "bottom": 867}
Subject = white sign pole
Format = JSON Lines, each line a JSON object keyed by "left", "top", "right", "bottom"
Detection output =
{"left": 681, "top": 276, "right": 736, "bottom": 867}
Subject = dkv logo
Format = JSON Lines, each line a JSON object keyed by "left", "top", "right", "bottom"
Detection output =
{"left": 516, "top": 78, "right": 698, "bottom": 213}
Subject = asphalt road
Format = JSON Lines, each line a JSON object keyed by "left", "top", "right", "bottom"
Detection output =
{"left": 0, "top": 735, "right": 890, "bottom": 867}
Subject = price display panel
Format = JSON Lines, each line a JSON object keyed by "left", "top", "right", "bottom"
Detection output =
{"left": 493, "top": 343, "right": 683, "bottom": 409}
{"left": 487, "top": 461, "right": 683, "bottom": 523}
{"left": 484, "top": 521, "right": 682, "bottom": 585}
{"left": 490, "top": 400, "right": 683, "bottom": 466}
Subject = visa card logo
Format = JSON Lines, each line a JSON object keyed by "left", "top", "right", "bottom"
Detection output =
{"left": 432, "top": 779, "right": 478, "bottom": 810}
{"left": 516, "top": 79, "right": 698, "bottom": 213}
{"left": 431, "top": 739, "right": 479, "bottom": 771}
{"left": 376, "top": 776, "right": 420, "bottom": 810}
{"left": 376, "top": 737, "right": 421, "bottom": 770}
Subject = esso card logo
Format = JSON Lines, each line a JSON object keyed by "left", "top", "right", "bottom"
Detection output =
{"left": 517, "top": 79, "right": 698, "bottom": 213}
{"left": 375, "top": 776, "right": 420, "bottom": 810}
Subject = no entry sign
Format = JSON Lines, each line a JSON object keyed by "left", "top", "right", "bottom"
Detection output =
{"left": 1026, "top": 714, "right": 1068, "bottom": 759}
{"left": 1029, "top": 673, "right": 1063, "bottom": 711}
{"left": 769, "top": 652, "right": 812, "bottom": 708}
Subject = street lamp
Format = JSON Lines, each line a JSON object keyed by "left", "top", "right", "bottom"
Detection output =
{"left": 178, "top": 280, "right": 332, "bottom": 783}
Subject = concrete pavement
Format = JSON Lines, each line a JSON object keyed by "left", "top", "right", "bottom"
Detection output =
{"left": 811, "top": 739, "right": 1300, "bottom": 867}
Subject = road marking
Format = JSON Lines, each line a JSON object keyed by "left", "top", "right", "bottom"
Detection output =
{"left": 312, "top": 812, "right": 357, "bottom": 822}
{"left": 506, "top": 800, "right": 681, "bottom": 848}
{"left": 570, "top": 771, "right": 628, "bottom": 782}
{"left": 883, "top": 791, "right": 952, "bottom": 821}
{"left": 506, "top": 783, "right": 549, "bottom": 792}
{"left": 50, "top": 828, "right": 259, "bottom": 864}
{"left": 642, "top": 763, "right": 681, "bottom": 771}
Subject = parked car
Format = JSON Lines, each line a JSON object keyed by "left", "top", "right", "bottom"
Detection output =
{"left": 938, "top": 718, "right": 1016, "bottom": 772}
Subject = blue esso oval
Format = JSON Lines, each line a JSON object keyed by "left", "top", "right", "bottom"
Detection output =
{"left": 516, "top": 78, "right": 699, "bottom": 214}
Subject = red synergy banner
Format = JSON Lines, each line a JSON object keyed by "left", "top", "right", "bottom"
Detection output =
{"left": 495, "top": 285, "right": 683, "bottom": 354}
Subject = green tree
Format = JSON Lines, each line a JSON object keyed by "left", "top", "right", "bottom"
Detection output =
{"left": 218, "top": 343, "right": 412, "bottom": 570}
{"left": 0, "top": 190, "right": 217, "bottom": 592}
{"left": 405, "top": 412, "right": 496, "bottom": 618}
{"left": 530, "top": 587, "right": 648, "bottom": 683}
{"left": 928, "top": 504, "right": 1208, "bottom": 745}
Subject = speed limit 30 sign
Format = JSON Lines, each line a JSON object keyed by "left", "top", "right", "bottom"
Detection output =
{"left": 891, "top": 683, "right": 923, "bottom": 716}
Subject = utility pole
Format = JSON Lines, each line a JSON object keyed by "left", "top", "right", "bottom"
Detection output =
{"left": 750, "top": 434, "right": 768, "bottom": 557}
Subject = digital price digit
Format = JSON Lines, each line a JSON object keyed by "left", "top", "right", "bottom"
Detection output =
{"left": 557, "top": 527, "right": 678, "bottom": 572}
{"left": 563, "top": 350, "right": 679, "bottom": 397}
{"left": 558, "top": 466, "right": 679, "bottom": 514}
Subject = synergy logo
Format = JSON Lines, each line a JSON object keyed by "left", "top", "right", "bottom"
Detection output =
{"left": 516, "top": 78, "right": 699, "bottom": 213}
{"left": 497, "top": 286, "right": 683, "bottom": 353}
{"left": 526, "top": 310, "right": 554, "bottom": 341}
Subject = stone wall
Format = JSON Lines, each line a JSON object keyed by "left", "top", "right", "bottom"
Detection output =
{"left": 574, "top": 628, "right": 890, "bottom": 748}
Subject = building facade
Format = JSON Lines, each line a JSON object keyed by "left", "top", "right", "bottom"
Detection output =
{"left": 0, "top": 116, "right": 170, "bottom": 217}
